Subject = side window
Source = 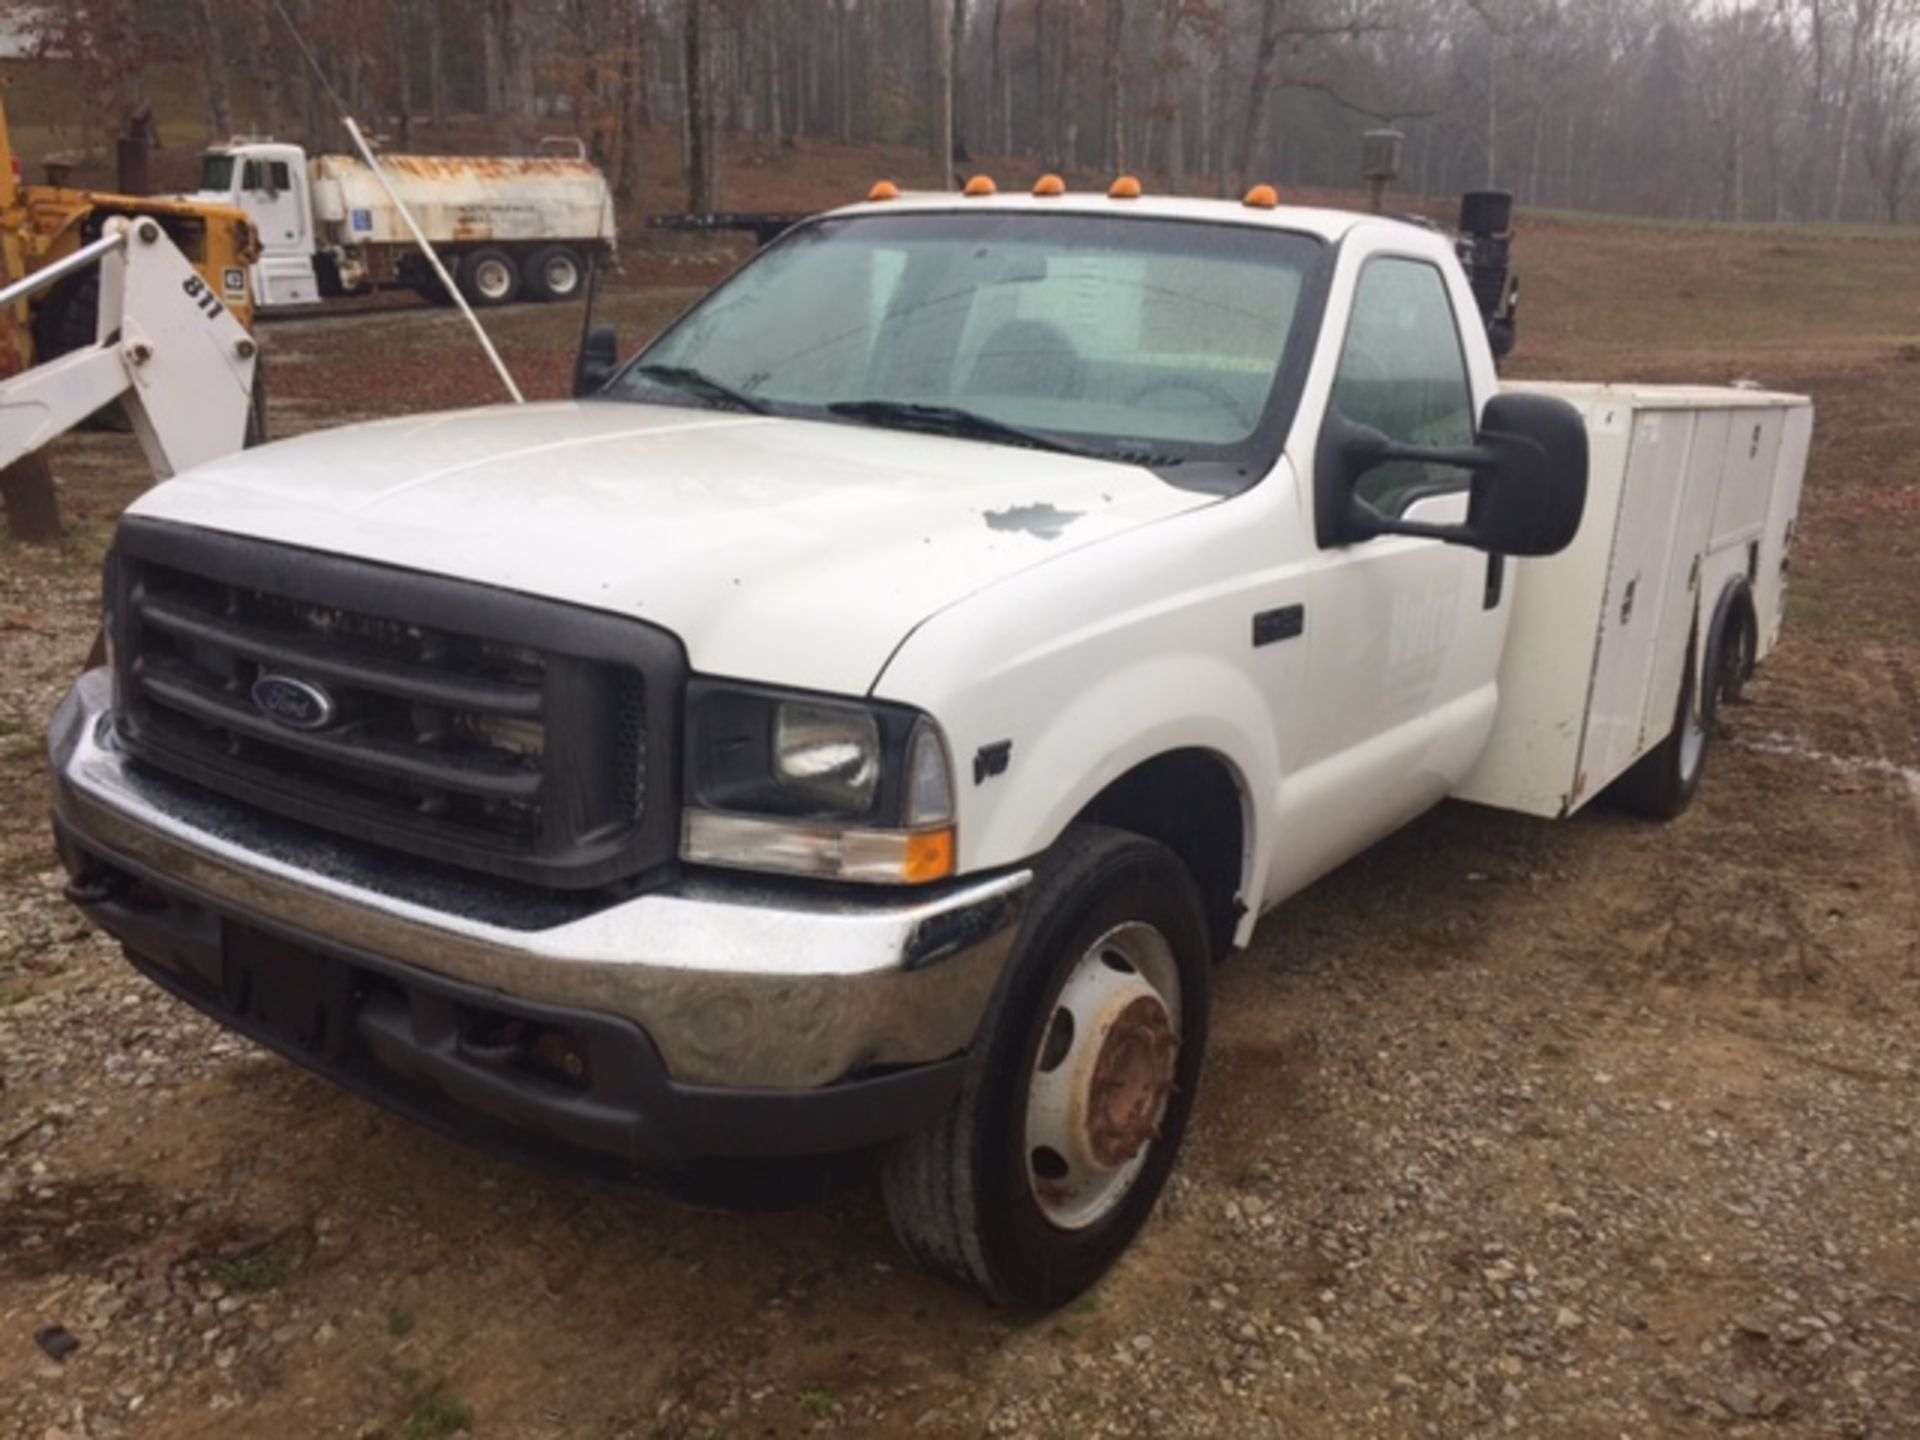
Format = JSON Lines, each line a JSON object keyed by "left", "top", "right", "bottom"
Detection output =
{"left": 1331, "top": 257, "right": 1476, "bottom": 516}
{"left": 241, "top": 160, "right": 262, "bottom": 192}
{"left": 268, "top": 161, "right": 292, "bottom": 192}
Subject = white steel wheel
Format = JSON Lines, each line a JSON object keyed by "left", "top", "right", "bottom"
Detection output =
{"left": 542, "top": 250, "right": 581, "bottom": 298}
{"left": 881, "top": 825, "right": 1212, "bottom": 1309}
{"left": 1024, "top": 921, "right": 1182, "bottom": 1231}
{"left": 1677, "top": 675, "right": 1709, "bottom": 782}
{"left": 459, "top": 248, "right": 520, "bottom": 307}
{"left": 1614, "top": 621, "right": 1717, "bottom": 820}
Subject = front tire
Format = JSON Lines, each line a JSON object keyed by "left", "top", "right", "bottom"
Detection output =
{"left": 882, "top": 826, "right": 1211, "bottom": 1308}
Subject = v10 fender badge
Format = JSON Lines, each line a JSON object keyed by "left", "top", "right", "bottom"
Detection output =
{"left": 251, "top": 673, "right": 339, "bottom": 731}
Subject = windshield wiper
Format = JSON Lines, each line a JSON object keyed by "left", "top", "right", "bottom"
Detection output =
{"left": 825, "top": 400, "right": 1109, "bottom": 461}
{"left": 630, "top": 363, "right": 774, "bottom": 415}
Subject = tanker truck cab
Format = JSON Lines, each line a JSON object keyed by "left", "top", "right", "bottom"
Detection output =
{"left": 196, "top": 142, "right": 321, "bottom": 307}
{"left": 49, "top": 187, "right": 1807, "bottom": 1309}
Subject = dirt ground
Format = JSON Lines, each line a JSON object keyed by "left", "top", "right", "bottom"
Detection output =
{"left": 2, "top": 213, "right": 1918, "bottom": 1440}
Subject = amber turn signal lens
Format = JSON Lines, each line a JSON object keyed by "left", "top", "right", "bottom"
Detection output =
{"left": 1033, "top": 173, "right": 1067, "bottom": 197}
{"left": 963, "top": 174, "right": 998, "bottom": 197}
{"left": 867, "top": 180, "right": 901, "bottom": 201}
{"left": 1243, "top": 184, "right": 1280, "bottom": 209}
{"left": 1108, "top": 175, "right": 1143, "bottom": 199}
{"left": 902, "top": 827, "right": 958, "bottom": 884}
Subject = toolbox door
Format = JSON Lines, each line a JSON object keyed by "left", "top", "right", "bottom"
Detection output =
{"left": 1576, "top": 408, "right": 1702, "bottom": 795}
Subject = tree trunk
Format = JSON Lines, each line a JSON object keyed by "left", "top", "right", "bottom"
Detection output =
{"left": 393, "top": 1, "right": 415, "bottom": 148}
{"left": 1485, "top": 35, "right": 1500, "bottom": 188}
{"left": 1233, "top": 1, "right": 1285, "bottom": 188}
{"left": 507, "top": 0, "right": 537, "bottom": 151}
{"left": 482, "top": 1, "right": 505, "bottom": 116}
{"left": 1828, "top": 0, "right": 1877, "bottom": 221}
{"left": 104, "top": 0, "right": 147, "bottom": 136}
{"left": 249, "top": 0, "right": 281, "bottom": 133}
{"left": 1, "top": 454, "right": 61, "bottom": 546}
{"left": 195, "top": 0, "right": 232, "bottom": 139}
{"left": 990, "top": 0, "right": 1010, "bottom": 157}
{"left": 950, "top": 0, "right": 966, "bottom": 162}
{"left": 929, "top": 0, "right": 954, "bottom": 184}
{"left": 1103, "top": 0, "right": 1126, "bottom": 173}
{"left": 428, "top": 0, "right": 447, "bottom": 129}
{"left": 684, "top": 0, "right": 715, "bottom": 212}
{"left": 835, "top": 0, "right": 852, "bottom": 144}
{"left": 766, "top": 0, "right": 786, "bottom": 150}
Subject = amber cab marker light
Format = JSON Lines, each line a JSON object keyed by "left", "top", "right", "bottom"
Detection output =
{"left": 1033, "top": 173, "right": 1067, "bottom": 197}
{"left": 867, "top": 180, "right": 901, "bottom": 202}
{"left": 1243, "top": 183, "right": 1280, "bottom": 209}
{"left": 963, "top": 174, "right": 998, "bottom": 197}
{"left": 1109, "top": 174, "right": 1143, "bottom": 199}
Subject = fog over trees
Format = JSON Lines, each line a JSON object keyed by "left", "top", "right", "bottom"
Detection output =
{"left": 21, "top": 0, "right": 1920, "bottom": 223}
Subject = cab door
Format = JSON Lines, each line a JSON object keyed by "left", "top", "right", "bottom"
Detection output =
{"left": 239, "top": 152, "right": 322, "bottom": 308}
{"left": 1269, "top": 241, "right": 1506, "bottom": 898}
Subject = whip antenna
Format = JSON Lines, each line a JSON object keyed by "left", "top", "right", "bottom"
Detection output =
{"left": 270, "top": 0, "right": 525, "bottom": 404}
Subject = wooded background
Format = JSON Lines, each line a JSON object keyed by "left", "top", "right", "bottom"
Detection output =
{"left": 13, "top": 0, "right": 1920, "bottom": 224}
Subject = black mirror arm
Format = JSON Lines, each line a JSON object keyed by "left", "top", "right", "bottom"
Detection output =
{"left": 1338, "top": 437, "right": 1498, "bottom": 544}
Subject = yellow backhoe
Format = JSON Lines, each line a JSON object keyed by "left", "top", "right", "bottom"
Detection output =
{"left": 0, "top": 82, "right": 261, "bottom": 540}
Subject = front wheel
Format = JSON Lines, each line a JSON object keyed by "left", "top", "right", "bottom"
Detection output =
{"left": 882, "top": 826, "right": 1211, "bottom": 1308}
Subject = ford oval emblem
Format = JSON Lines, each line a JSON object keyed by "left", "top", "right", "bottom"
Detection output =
{"left": 250, "top": 673, "right": 338, "bottom": 731}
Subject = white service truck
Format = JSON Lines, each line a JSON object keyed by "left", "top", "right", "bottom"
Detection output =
{"left": 48, "top": 185, "right": 1808, "bottom": 1308}
{"left": 190, "top": 139, "right": 615, "bottom": 311}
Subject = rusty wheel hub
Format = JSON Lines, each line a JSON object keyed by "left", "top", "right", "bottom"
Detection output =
{"left": 1024, "top": 922, "right": 1183, "bottom": 1231}
{"left": 1085, "top": 995, "right": 1179, "bottom": 1166}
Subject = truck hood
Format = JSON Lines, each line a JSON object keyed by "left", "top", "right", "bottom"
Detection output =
{"left": 128, "top": 401, "right": 1213, "bottom": 694}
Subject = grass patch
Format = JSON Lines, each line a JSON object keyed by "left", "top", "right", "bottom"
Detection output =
{"left": 395, "top": 1367, "right": 472, "bottom": 1440}
{"left": 209, "top": 1239, "right": 297, "bottom": 1296}
{"left": 797, "top": 1389, "right": 841, "bottom": 1420}
{"left": 387, "top": 1306, "right": 417, "bottom": 1339}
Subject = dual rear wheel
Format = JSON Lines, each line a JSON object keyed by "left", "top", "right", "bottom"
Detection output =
{"left": 451, "top": 245, "right": 586, "bottom": 308}
{"left": 1613, "top": 595, "right": 1756, "bottom": 819}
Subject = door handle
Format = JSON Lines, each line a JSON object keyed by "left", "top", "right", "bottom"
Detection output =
{"left": 1620, "top": 577, "right": 1637, "bottom": 625}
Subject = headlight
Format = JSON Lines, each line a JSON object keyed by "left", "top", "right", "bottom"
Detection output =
{"left": 773, "top": 701, "right": 880, "bottom": 811}
{"left": 682, "top": 682, "right": 956, "bottom": 884}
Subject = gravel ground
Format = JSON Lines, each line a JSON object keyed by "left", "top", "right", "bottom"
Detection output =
{"left": 2, "top": 232, "right": 1918, "bottom": 1439}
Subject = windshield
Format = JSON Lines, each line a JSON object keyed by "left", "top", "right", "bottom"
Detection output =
{"left": 199, "top": 154, "right": 236, "bottom": 193}
{"left": 607, "top": 211, "right": 1323, "bottom": 475}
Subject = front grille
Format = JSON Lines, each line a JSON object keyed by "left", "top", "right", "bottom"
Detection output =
{"left": 107, "top": 519, "right": 683, "bottom": 891}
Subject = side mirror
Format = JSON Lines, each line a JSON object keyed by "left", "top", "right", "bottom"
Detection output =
{"left": 1314, "top": 391, "right": 1587, "bottom": 557}
{"left": 573, "top": 324, "right": 620, "bottom": 398}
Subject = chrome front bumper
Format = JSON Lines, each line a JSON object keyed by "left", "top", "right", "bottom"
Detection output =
{"left": 49, "top": 670, "right": 1029, "bottom": 1092}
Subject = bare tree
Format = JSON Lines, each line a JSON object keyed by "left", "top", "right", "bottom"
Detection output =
{"left": 685, "top": 0, "right": 716, "bottom": 211}
{"left": 931, "top": 0, "right": 955, "bottom": 183}
{"left": 194, "top": 0, "right": 234, "bottom": 138}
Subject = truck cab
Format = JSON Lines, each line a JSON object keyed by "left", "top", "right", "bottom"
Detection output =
{"left": 194, "top": 142, "right": 320, "bottom": 307}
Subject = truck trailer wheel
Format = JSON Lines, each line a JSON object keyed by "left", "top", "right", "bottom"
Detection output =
{"left": 1614, "top": 624, "right": 1718, "bottom": 820}
{"left": 458, "top": 248, "right": 521, "bottom": 307}
{"left": 523, "top": 245, "right": 585, "bottom": 303}
{"left": 881, "top": 826, "right": 1212, "bottom": 1309}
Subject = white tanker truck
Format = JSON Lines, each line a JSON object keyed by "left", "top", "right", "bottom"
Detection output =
{"left": 191, "top": 139, "right": 616, "bottom": 312}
